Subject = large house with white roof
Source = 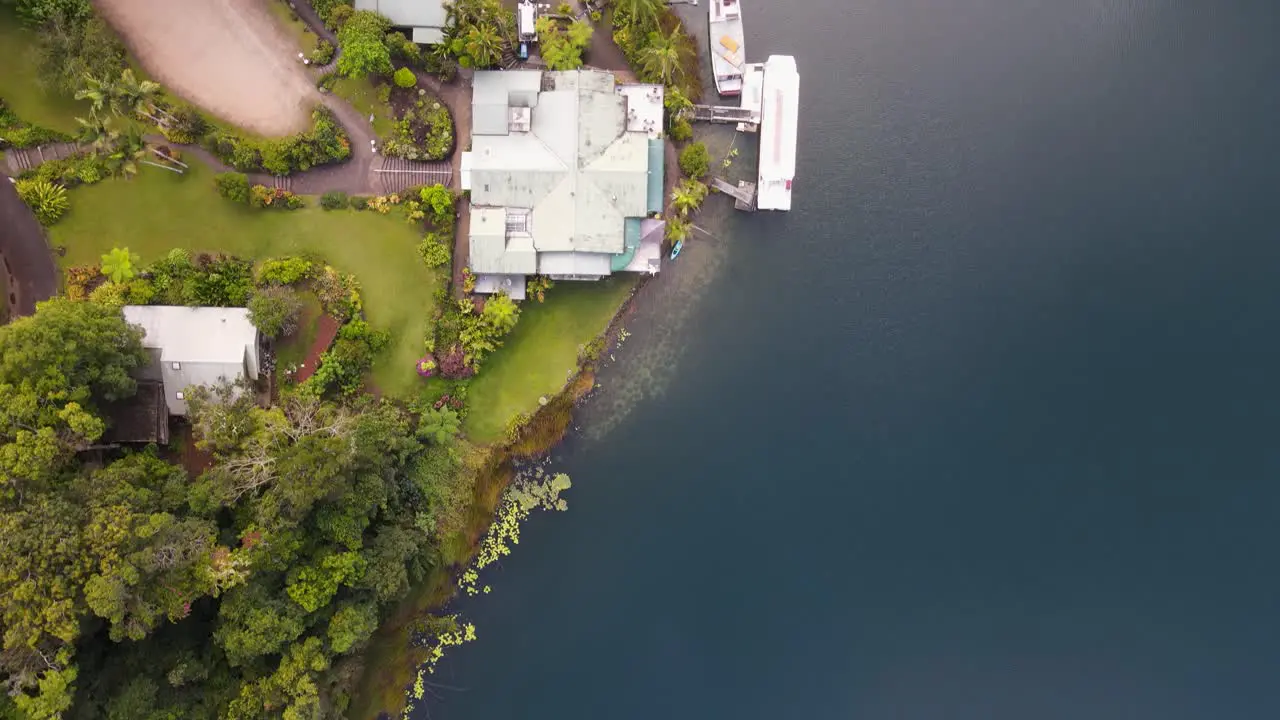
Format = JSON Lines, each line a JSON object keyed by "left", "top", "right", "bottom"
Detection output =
{"left": 460, "top": 69, "right": 667, "bottom": 299}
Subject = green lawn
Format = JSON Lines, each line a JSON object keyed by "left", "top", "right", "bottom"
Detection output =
{"left": 48, "top": 162, "right": 442, "bottom": 397}
{"left": 464, "top": 278, "right": 636, "bottom": 443}
{"left": 274, "top": 290, "right": 324, "bottom": 369}
{"left": 330, "top": 76, "right": 395, "bottom": 139}
{"left": 0, "top": 10, "right": 88, "bottom": 133}
{"left": 265, "top": 0, "right": 321, "bottom": 57}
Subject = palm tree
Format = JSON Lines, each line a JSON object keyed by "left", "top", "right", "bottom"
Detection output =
{"left": 671, "top": 178, "right": 708, "bottom": 216}
{"left": 665, "top": 214, "right": 691, "bottom": 243}
{"left": 74, "top": 114, "right": 120, "bottom": 153}
{"left": 464, "top": 22, "right": 504, "bottom": 68}
{"left": 101, "top": 247, "right": 141, "bottom": 283}
{"left": 639, "top": 26, "right": 687, "bottom": 86}
{"left": 105, "top": 129, "right": 147, "bottom": 179}
{"left": 419, "top": 407, "right": 462, "bottom": 445}
{"left": 74, "top": 75, "right": 114, "bottom": 119}
{"left": 116, "top": 69, "right": 166, "bottom": 124}
{"left": 664, "top": 86, "right": 692, "bottom": 121}
{"left": 612, "top": 0, "right": 662, "bottom": 32}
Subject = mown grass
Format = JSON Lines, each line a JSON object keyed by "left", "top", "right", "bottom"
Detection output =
{"left": 274, "top": 290, "right": 324, "bottom": 369}
{"left": 464, "top": 277, "right": 636, "bottom": 443}
{"left": 0, "top": 9, "right": 88, "bottom": 133}
{"left": 330, "top": 76, "right": 396, "bottom": 139}
{"left": 47, "top": 162, "right": 441, "bottom": 397}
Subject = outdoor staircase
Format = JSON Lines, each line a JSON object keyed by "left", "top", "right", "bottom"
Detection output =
{"left": 270, "top": 175, "right": 293, "bottom": 192}
{"left": 375, "top": 156, "right": 453, "bottom": 194}
{"left": 3, "top": 141, "right": 82, "bottom": 176}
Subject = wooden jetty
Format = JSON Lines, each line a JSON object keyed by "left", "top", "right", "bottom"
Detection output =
{"left": 711, "top": 177, "right": 756, "bottom": 211}
{"left": 691, "top": 105, "right": 758, "bottom": 125}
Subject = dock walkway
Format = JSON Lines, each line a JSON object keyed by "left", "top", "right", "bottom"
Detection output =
{"left": 711, "top": 177, "right": 756, "bottom": 211}
{"left": 691, "top": 105, "right": 757, "bottom": 124}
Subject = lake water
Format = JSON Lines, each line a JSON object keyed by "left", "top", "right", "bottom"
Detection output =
{"left": 424, "top": 2, "right": 1280, "bottom": 718}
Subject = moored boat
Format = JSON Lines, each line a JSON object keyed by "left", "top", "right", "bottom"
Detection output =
{"left": 709, "top": 0, "right": 745, "bottom": 96}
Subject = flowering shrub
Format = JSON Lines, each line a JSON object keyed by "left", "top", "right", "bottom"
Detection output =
{"left": 249, "top": 185, "right": 306, "bottom": 210}
{"left": 437, "top": 345, "right": 474, "bottom": 379}
{"left": 416, "top": 355, "right": 436, "bottom": 377}
{"left": 366, "top": 194, "right": 401, "bottom": 214}
{"left": 64, "top": 265, "right": 104, "bottom": 301}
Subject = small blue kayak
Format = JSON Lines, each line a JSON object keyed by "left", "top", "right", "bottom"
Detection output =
{"left": 670, "top": 240, "right": 684, "bottom": 260}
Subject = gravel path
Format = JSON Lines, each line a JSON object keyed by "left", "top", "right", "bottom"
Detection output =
{"left": 95, "top": 0, "right": 321, "bottom": 136}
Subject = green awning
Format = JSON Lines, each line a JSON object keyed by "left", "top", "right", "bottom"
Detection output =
{"left": 646, "top": 138, "right": 665, "bottom": 214}
{"left": 611, "top": 218, "right": 643, "bottom": 271}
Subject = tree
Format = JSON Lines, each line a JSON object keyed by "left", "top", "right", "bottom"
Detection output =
{"left": 248, "top": 286, "right": 304, "bottom": 337}
{"left": 215, "top": 172, "right": 251, "bottom": 204}
{"left": 418, "top": 406, "right": 461, "bottom": 445}
{"left": 671, "top": 178, "right": 708, "bottom": 216}
{"left": 463, "top": 22, "right": 504, "bottom": 69}
{"left": 678, "top": 141, "right": 710, "bottom": 179}
{"left": 327, "top": 602, "right": 378, "bottom": 654}
{"left": 14, "top": 178, "right": 69, "bottom": 226}
{"left": 337, "top": 10, "right": 393, "bottom": 78}
{"left": 419, "top": 183, "right": 454, "bottom": 224}
{"left": 537, "top": 17, "right": 592, "bottom": 71}
{"left": 100, "top": 247, "right": 140, "bottom": 283}
{"left": 611, "top": 0, "right": 662, "bottom": 32}
{"left": 639, "top": 26, "right": 688, "bottom": 86}
{"left": 664, "top": 85, "right": 692, "bottom": 122}
{"left": 665, "top": 214, "right": 691, "bottom": 243}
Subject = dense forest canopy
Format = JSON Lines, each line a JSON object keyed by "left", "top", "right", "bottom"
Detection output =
{"left": 0, "top": 299, "right": 470, "bottom": 719}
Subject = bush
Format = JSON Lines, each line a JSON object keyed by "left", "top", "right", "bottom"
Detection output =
{"left": 0, "top": 99, "right": 70, "bottom": 149}
{"left": 321, "top": 191, "right": 350, "bottom": 210}
{"left": 418, "top": 184, "right": 454, "bottom": 224}
{"left": 320, "top": 0, "right": 354, "bottom": 29}
{"left": 248, "top": 286, "right": 304, "bottom": 337}
{"left": 437, "top": 345, "right": 474, "bottom": 379}
{"left": 313, "top": 265, "right": 362, "bottom": 320}
{"left": 349, "top": 196, "right": 370, "bottom": 211}
{"left": 20, "top": 154, "right": 108, "bottom": 189}
{"left": 393, "top": 67, "right": 417, "bottom": 89}
{"left": 256, "top": 257, "right": 315, "bottom": 286}
{"left": 669, "top": 117, "right": 693, "bottom": 142}
{"left": 64, "top": 265, "right": 103, "bottom": 301}
{"left": 301, "top": 319, "right": 390, "bottom": 396}
{"left": 15, "top": 178, "right": 70, "bottom": 225}
{"left": 87, "top": 281, "right": 127, "bottom": 308}
{"left": 418, "top": 237, "right": 451, "bottom": 268}
{"left": 310, "top": 40, "right": 336, "bottom": 65}
{"left": 146, "top": 253, "right": 253, "bottom": 307}
{"left": 678, "top": 141, "right": 710, "bottom": 179}
{"left": 249, "top": 185, "right": 304, "bottom": 210}
{"left": 204, "top": 108, "right": 350, "bottom": 174}
{"left": 214, "top": 172, "right": 251, "bottom": 203}
{"left": 386, "top": 32, "right": 421, "bottom": 63}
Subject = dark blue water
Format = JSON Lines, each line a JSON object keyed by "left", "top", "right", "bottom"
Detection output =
{"left": 428, "top": 2, "right": 1280, "bottom": 718}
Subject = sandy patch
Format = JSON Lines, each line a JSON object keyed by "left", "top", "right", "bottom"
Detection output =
{"left": 94, "top": 0, "right": 320, "bottom": 136}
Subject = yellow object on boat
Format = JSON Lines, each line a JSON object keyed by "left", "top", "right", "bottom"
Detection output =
{"left": 719, "top": 35, "right": 740, "bottom": 53}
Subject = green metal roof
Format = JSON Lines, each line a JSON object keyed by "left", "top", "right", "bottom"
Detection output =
{"left": 646, "top": 138, "right": 665, "bottom": 214}
{"left": 611, "top": 218, "right": 643, "bottom": 271}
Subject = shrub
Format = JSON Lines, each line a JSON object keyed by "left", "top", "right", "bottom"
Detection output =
{"left": 678, "top": 141, "right": 710, "bottom": 179}
{"left": 418, "top": 237, "right": 451, "bottom": 268}
{"left": 393, "top": 67, "right": 417, "bottom": 88}
{"left": 64, "top": 265, "right": 103, "bottom": 301}
{"left": 669, "top": 117, "right": 693, "bottom": 142}
{"left": 386, "top": 31, "right": 421, "bottom": 63}
{"left": 313, "top": 265, "right": 362, "bottom": 320}
{"left": 302, "top": 320, "right": 390, "bottom": 396}
{"left": 310, "top": 39, "right": 336, "bottom": 65}
{"left": 418, "top": 184, "right": 454, "bottom": 224}
{"left": 214, "top": 172, "right": 251, "bottom": 203}
{"left": 437, "top": 345, "right": 474, "bottom": 379}
{"left": 15, "top": 178, "right": 70, "bottom": 226}
{"left": 256, "top": 257, "right": 314, "bottom": 286}
{"left": 204, "top": 108, "right": 349, "bottom": 174}
{"left": 0, "top": 99, "right": 70, "bottom": 149}
{"left": 189, "top": 254, "right": 254, "bottom": 306}
{"left": 248, "top": 286, "right": 304, "bottom": 337}
{"left": 87, "top": 281, "right": 128, "bottom": 308}
{"left": 249, "top": 185, "right": 304, "bottom": 210}
{"left": 320, "top": 191, "right": 350, "bottom": 210}
{"left": 349, "top": 196, "right": 369, "bottom": 210}
{"left": 591, "top": 10, "right": 602, "bottom": 22}
{"left": 126, "top": 278, "right": 157, "bottom": 305}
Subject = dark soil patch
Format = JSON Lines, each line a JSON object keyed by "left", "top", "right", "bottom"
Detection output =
{"left": 169, "top": 422, "right": 215, "bottom": 479}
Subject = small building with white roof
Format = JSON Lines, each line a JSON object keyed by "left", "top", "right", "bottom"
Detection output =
{"left": 122, "top": 305, "right": 260, "bottom": 415}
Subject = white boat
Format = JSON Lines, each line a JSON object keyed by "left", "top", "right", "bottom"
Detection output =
{"left": 756, "top": 55, "right": 798, "bottom": 211}
{"left": 709, "top": 0, "right": 745, "bottom": 96}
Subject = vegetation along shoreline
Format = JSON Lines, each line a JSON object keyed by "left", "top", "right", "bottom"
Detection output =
{"left": 0, "top": 0, "right": 715, "bottom": 717}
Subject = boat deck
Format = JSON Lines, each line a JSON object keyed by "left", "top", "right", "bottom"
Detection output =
{"left": 709, "top": 0, "right": 745, "bottom": 95}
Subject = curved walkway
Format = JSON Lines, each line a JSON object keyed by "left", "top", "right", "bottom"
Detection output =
{"left": 0, "top": 179, "right": 58, "bottom": 318}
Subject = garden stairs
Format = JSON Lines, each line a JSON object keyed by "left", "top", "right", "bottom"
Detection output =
{"left": 3, "top": 142, "right": 84, "bottom": 176}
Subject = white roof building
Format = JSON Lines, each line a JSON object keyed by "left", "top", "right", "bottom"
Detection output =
{"left": 354, "top": 0, "right": 448, "bottom": 44}
{"left": 462, "top": 69, "right": 666, "bottom": 294}
{"left": 123, "top": 305, "right": 260, "bottom": 415}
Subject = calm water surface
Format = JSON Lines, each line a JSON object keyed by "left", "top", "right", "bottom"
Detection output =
{"left": 425, "top": 1, "right": 1280, "bottom": 718}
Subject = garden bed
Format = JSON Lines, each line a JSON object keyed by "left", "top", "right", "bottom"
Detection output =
{"left": 383, "top": 85, "right": 454, "bottom": 161}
